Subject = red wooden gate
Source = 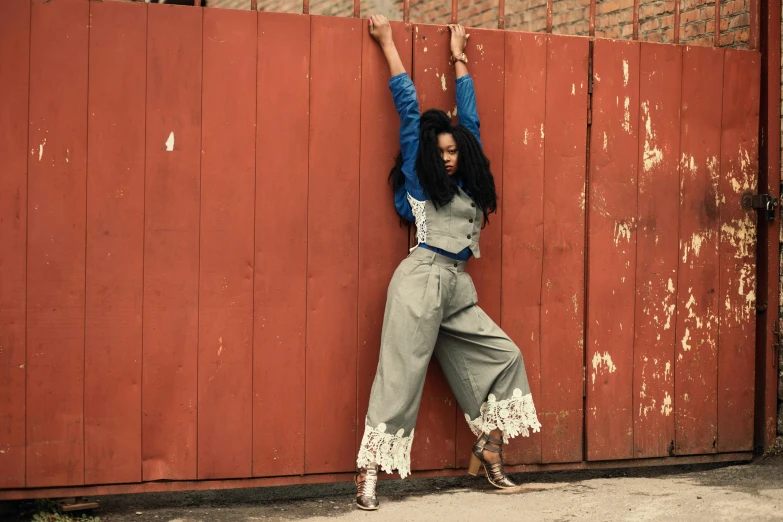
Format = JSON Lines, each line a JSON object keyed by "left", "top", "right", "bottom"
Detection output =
{"left": 0, "top": 0, "right": 773, "bottom": 499}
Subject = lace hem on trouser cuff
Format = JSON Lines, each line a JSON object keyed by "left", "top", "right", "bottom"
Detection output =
{"left": 464, "top": 389, "right": 542, "bottom": 444}
{"left": 357, "top": 422, "right": 415, "bottom": 479}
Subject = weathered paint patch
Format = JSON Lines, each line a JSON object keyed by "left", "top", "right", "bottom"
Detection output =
{"left": 165, "top": 131, "right": 175, "bottom": 152}
{"left": 622, "top": 59, "right": 629, "bottom": 86}
{"left": 641, "top": 101, "right": 663, "bottom": 173}
{"left": 661, "top": 392, "right": 673, "bottom": 416}
{"left": 614, "top": 220, "right": 633, "bottom": 246}
{"left": 591, "top": 351, "right": 617, "bottom": 385}
{"left": 622, "top": 96, "right": 631, "bottom": 133}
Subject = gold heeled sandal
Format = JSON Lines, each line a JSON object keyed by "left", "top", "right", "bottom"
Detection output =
{"left": 355, "top": 465, "right": 380, "bottom": 510}
{"left": 467, "top": 432, "right": 516, "bottom": 489}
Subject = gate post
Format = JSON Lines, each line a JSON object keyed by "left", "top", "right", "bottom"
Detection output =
{"left": 755, "top": 0, "right": 781, "bottom": 451}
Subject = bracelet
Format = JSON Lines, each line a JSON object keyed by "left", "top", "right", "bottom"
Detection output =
{"left": 452, "top": 52, "right": 468, "bottom": 64}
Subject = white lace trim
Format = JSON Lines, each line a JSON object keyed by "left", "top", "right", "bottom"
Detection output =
{"left": 357, "top": 422, "right": 415, "bottom": 479}
{"left": 464, "top": 388, "right": 542, "bottom": 444}
{"left": 407, "top": 193, "right": 427, "bottom": 246}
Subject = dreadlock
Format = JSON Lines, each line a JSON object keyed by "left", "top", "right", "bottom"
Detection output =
{"left": 389, "top": 109, "right": 497, "bottom": 225}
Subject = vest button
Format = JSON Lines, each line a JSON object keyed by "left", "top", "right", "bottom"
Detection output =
{"left": 453, "top": 263, "right": 458, "bottom": 268}
{"left": 471, "top": 203, "right": 476, "bottom": 207}
{"left": 469, "top": 219, "right": 473, "bottom": 223}
{"left": 467, "top": 234, "right": 471, "bottom": 239}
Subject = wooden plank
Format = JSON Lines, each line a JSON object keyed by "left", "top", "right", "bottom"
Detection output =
{"left": 410, "top": 23, "right": 457, "bottom": 471}
{"left": 674, "top": 45, "right": 723, "bottom": 456}
{"left": 84, "top": 0, "right": 146, "bottom": 485}
{"left": 0, "top": 0, "right": 30, "bottom": 489}
{"left": 585, "top": 39, "right": 640, "bottom": 462}
{"left": 633, "top": 43, "right": 681, "bottom": 458}
{"left": 26, "top": 0, "right": 89, "bottom": 488}
{"left": 305, "top": 15, "right": 362, "bottom": 474}
{"left": 198, "top": 7, "right": 256, "bottom": 480}
{"left": 455, "top": 27, "right": 505, "bottom": 470}
{"left": 0, "top": 450, "right": 756, "bottom": 501}
{"left": 756, "top": 0, "right": 781, "bottom": 451}
{"left": 499, "top": 31, "right": 547, "bottom": 466}
{"left": 142, "top": 3, "right": 202, "bottom": 481}
{"left": 356, "top": 20, "right": 412, "bottom": 456}
{"left": 253, "top": 12, "right": 309, "bottom": 478}
{"left": 717, "top": 50, "right": 760, "bottom": 453}
{"left": 539, "top": 34, "right": 588, "bottom": 464}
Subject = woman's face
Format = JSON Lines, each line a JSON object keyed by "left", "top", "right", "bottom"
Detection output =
{"left": 437, "top": 132, "right": 459, "bottom": 176}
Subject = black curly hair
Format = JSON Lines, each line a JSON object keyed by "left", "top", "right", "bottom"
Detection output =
{"left": 389, "top": 109, "right": 497, "bottom": 225}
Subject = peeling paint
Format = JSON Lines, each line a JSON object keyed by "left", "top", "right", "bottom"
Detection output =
{"left": 591, "top": 351, "right": 617, "bottom": 385}
{"left": 440, "top": 73, "right": 447, "bottom": 91}
{"left": 614, "top": 220, "right": 632, "bottom": 245}
{"left": 622, "top": 59, "right": 629, "bottom": 86}
{"left": 681, "top": 327, "right": 692, "bottom": 351}
{"left": 622, "top": 96, "right": 631, "bottom": 133}
{"left": 661, "top": 392, "right": 673, "bottom": 416}
{"left": 641, "top": 102, "right": 663, "bottom": 173}
{"left": 720, "top": 213, "right": 757, "bottom": 259}
{"left": 38, "top": 138, "right": 46, "bottom": 161}
{"left": 165, "top": 131, "right": 175, "bottom": 152}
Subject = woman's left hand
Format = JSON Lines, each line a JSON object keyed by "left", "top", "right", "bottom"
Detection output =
{"left": 448, "top": 24, "right": 469, "bottom": 57}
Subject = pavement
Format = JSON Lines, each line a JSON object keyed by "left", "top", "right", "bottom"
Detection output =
{"left": 4, "top": 455, "right": 783, "bottom": 521}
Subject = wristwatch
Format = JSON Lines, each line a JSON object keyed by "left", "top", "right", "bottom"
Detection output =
{"left": 452, "top": 52, "right": 468, "bottom": 64}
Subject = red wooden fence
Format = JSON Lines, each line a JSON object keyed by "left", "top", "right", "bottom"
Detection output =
{"left": 0, "top": 0, "right": 764, "bottom": 496}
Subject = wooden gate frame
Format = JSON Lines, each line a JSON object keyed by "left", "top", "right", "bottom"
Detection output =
{"left": 169, "top": 0, "right": 783, "bottom": 463}
{"left": 0, "top": 0, "right": 779, "bottom": 501}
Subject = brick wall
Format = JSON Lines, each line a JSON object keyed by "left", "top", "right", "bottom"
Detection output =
{"left": 209, "top": 0, "right": 749, "bottom": 49}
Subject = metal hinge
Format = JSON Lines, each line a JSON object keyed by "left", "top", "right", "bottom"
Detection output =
{"left": 741, "top": 193, "right": 778, "bottom": 221}
{"left": 586, "top": 41, "right": 593, "bottom": 126}
{"left": 582, "top": 366, "right": 587, "bottom": 397}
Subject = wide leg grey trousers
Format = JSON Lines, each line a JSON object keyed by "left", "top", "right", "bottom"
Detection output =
{"left": 357, "top": 248, "right": 541, "bottom": 478}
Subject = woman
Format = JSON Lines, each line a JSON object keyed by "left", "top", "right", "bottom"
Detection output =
{"left": 356, "top": 15, "right": 541, "bottom": 511}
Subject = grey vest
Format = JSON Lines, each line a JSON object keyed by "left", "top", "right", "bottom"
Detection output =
{"left": 409, "top": 187, "right": 483, "bottom": 258}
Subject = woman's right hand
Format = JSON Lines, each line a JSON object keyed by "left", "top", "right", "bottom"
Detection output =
{"left": 369, "top": 15, "right": 394, "bottom": 47}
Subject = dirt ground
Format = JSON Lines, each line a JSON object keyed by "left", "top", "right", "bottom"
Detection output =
{"left": 4, "top": 456, "right": 783, "bottom": 522}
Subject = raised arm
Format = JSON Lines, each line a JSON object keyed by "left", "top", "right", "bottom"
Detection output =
{"left": 369, "top": 15, "right": 426, "bottom": 206}
{"left": 449, "top": 25, "right": 481, "bottom": 146}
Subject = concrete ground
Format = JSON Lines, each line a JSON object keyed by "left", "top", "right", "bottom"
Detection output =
{"left": 4, "top": 456, "right": 783, "bottom": 521}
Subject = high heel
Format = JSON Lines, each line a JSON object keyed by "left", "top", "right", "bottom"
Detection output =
{"left": 355, "top": 465, "right": 380, "bottom": 510}
{"left": 470, "top": 432, "right": 516, "bottom": 489}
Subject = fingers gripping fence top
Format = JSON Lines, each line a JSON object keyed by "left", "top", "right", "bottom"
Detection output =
{"left": 188, "top": 0, "right": 759, "bottom": 50}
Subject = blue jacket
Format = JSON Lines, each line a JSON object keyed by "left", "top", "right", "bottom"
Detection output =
{"left": 389, "top": 73, "right": 482, "bottom": 260}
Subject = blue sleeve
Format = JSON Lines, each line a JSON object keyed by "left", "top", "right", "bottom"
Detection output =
{"left": 394, "top": 184, "right": 415, "bottom": 222}
{"left": 389, "top": 73, "right": 426, "bottom": 202}
{"left": 456, "top": 74, "right": 481, "bottom": 147}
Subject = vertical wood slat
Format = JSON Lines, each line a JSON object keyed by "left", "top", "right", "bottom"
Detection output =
{"left": 539, "top": 35, "right": 589, "bottom": 464}
{"left": 84, "top": 0, "right": 146, "bottom": 485}
{"left": 305, "top": 15, "right": 363, "bottom": 474}
{"left": 142, "top": 3, "right": 202, "bottom": 481}
{"left": 26, "top": 0, "right": 89, "bottom": 488}
{"left": 585, "top": 39, "right": 640, "bottom": 462}
{"left": 356, "top": 20, "right": 412, "bottom": 456}
{"left": 501, "top": 31, "right": 547, "bottom": 465}
{"left": 410, "top": 24, "right": 458, "bottom": 471}
{"left": 253, "top": 11, "right": 310, "bottom": 479}
{"left": 198, "top": 7, "right": 256, "bottom": 480}
{"left": 456, "top": 26, "right": 506, "bottom": 469}
{"left": 674, "top": 45, "right": 723, "bottom": 456}
{"left": 0, "top": 0, "right": 30, "bottom": 489}
{"left": 633, "top": 43, "right": 681, "bottom": 458}
{"left": 717, "top": 49, "right": 760, "bottom": 453}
